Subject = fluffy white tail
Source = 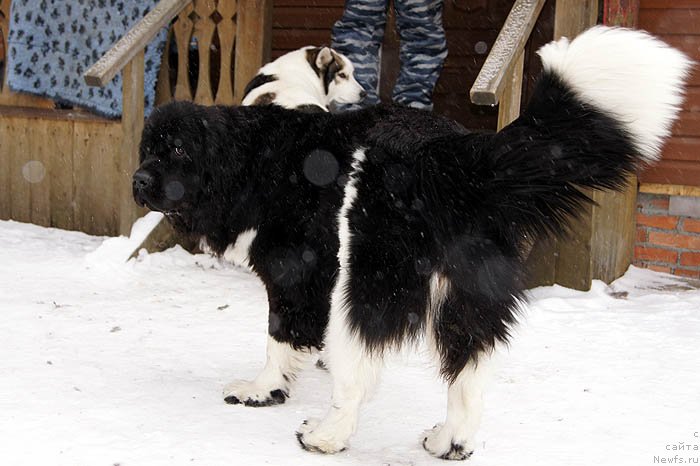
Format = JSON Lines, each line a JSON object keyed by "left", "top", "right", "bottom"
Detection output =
{"left": 537, "top": 26, "right": 693, "bottom": 163}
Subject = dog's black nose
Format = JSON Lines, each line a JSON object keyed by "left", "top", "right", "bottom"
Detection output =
{"left": 133, "top": 170, "right": 154, "bottom": 191}
{"left": 359, "top": 90, "right": 367, "bottom": 99}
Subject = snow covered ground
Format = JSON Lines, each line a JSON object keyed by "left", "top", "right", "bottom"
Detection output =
{"left": 1, "top": 219, "right": 699, "bottom": 466}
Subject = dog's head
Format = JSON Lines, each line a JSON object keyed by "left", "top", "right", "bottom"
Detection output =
{"left": 306, "top": 46, "right": 365, "bottom": 106}
{"left": 132, "top": 101, "right": 230, "bottom": 231}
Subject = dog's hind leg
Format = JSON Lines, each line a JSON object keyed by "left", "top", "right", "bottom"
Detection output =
{"left": 422, "top": 258, "right": 518, "bottom": 460}
{"left": 422, "top": 345, "right": 495, "bottom": 460}
{"left": 223, "top": 335, "right": 312, "bottom": 407}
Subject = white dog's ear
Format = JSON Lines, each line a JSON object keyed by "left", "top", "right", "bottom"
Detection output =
{"left": 315, "top": 47, "right": 334, "bottom": 69}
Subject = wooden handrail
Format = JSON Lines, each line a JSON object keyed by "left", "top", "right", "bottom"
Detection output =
{"left": 84, "top": 0, "right": 191, "bottom": 87}
{"left": 469, "top": 0, "right": 546, "bottom": 106}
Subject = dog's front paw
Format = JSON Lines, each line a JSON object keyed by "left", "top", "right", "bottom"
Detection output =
{"left": 296, "top": 419, "right": 348, "bottom": 454}
{"left": 223, "top": 379, "right": 288, "bottom": 407}
{"left": 422, "top": 424, "right": 474, "bottom": 461}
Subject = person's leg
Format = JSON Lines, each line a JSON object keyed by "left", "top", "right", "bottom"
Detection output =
{"left": 392, "top": 0, "right": 447, "bottom": 109}
{"left": 331, "top": 0, "right": 389, "bottom": 107}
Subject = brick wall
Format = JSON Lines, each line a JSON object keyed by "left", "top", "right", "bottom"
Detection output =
{"left": 634, "top": 193, "right": 700, "bottom": 278}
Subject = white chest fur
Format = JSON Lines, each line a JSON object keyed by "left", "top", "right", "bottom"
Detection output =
{"left": 223, "top": 229, "right": 258, "bottom": 268}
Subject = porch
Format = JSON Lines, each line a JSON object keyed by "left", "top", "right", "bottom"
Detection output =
{"left": 1, "top": 0, "right": 698, "bottom": 286}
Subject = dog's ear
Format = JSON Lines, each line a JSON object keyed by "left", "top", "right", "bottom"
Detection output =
{"left": 315, "top": 47, "right": 335, "bottom": 70}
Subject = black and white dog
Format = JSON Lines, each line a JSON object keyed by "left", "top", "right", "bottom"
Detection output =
{"left": 201, "top": 47, "right": 362, "bottom": 265}
{"left": 132, "top": 27, "right": 690, "bottom": 460}
{"left": 241, "top": 46, "right": 365, "bottom": 112}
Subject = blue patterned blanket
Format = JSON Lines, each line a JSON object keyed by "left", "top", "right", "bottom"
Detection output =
{"left": 7, "top": 0, "right": 168, "bottom": 118}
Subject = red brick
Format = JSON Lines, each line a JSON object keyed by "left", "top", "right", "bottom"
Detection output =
{"left": 637, "top": 195, "right": 670, "bottom": 212}
{"left": 680, "top": 252, "right": 700, "bottom": 267}
{"left": 636, "top": 227, "right": 648, "bottom": 243}
{"left": 683, "top": 218, "right": 700, "bottom": 234}
{"left": 647, "top": 264, "right": 673, "bottom": 274}
{"left": 634, "top": 246, "right": 678, "bottom": 264}
{"left": 651, "top": 197, "right": 670, "bottom": 210}
{"left": 674, "top": 268, "right": 700, "bottom": 279}
{"left": 648, "top": 231, "right": 700, "bottom": 250}
{"left": 637, "top": 213, "right": 679, "bottom": 230}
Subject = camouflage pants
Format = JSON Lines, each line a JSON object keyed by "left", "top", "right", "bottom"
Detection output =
{"left": 331, "top": 0, "right": 447, "bottom": 110}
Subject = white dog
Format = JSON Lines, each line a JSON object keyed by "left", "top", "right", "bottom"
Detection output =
{"left": 241, "top": 46, "right": 365, "bottom": 112}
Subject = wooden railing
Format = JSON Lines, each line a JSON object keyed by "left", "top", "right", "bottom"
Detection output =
{"left": 469, "top": 0, "right": 598, "bottom": 131}
{"left": 83, "top": 0, "right": 272, "bottom": 235}
{"left": 84, "top": 0, "right": 190, "bottom": 88}
{"left": 468, "top": 0, "right": 546, "bottom": 130}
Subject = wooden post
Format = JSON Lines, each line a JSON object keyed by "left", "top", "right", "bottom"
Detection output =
{"left": 497, "top": 52, "right": 525, "bottom": 130}
{"left": 233, "top": 0, "right": 272, "bottom": 103}
{"left": 532, "top": 0, "right": 641, "bottom": 290}
{"left": 525, "top": 0, "right": 600, "bottom": 288}
{"left": 593, "top": 0, "right": 639, "bottom": 281}
{"left": 553, "top": 0, "right": 598, "bottom": 41}
{"left": 119, "top": 51, "right": 146, "bottom": 236}
{"left": 550, "top": 0, "right": 600, "bottom": 290}
{"left": 555, "top": 0, "right": 639, "bottom": 288}
{"left": 552, "top": 0, "right": 596, "bottom": 291}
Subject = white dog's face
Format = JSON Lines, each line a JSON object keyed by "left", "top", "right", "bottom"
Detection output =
{"left": 326, "top": 53, "right": 365, "bottom": 105}
{"left": 243, "top": 46, "right": 365, "bottom": 110}
{"left": 308, "top": 47, "right": 365, "bottom": 106}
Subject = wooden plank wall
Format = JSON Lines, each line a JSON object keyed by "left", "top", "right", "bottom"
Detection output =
{"left": 639, "top": 0, "right": 700, "bottom": 187}
{"left": 1, "top": 0, "right": 123, "bottom": 236}
{"left": 271, "top": 0, "right": 554, "bottom": 131}
{"left": 0, "top": 109, "right": 123, "bottom": 236}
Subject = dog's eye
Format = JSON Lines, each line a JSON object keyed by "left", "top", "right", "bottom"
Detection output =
{"left": 338, "top": 72, "right": 347, "bottom": 79}
{"left": 174, "top": 146, "right": 186, "bottom": 157}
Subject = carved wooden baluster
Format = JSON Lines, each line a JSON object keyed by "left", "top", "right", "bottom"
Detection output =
{"left": 173, "top": 3, "right": 194, "bottom": 101}
{"left": 233, "top": 0, "right": 271, "bottom": 104}
{"left": 155, "top": 28, "right": 174, "bottom": 104}
{"left": 192, "top": 0, "right": 216, "bottom": 105}
{"left": 215, "top": 0, "right": 237, "bottom": 105}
